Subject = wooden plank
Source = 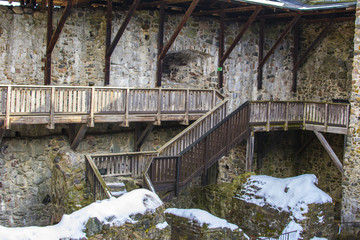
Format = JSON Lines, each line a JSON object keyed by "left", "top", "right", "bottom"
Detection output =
{"left": 70, "top": 124, "right": 88, "bottom": 150}
{"left": 313, "top": 130, "right": 343, "bottom": 174}
{"left": 121, "top": 88, "right": 130, "bottom": 127}
{"left": 156, "top": 88, "right": 161, "bottom": 125}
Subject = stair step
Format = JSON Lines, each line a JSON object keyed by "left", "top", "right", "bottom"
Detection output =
{"left": 106, "top": 182, "right": 127, "bottom": 197}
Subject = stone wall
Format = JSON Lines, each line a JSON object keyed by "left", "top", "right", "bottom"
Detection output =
{"left": 342, "top": 0, "right": 360, "bottom": 238}
{"left": 0, "top": 123, "right": 183, "bottom": 227}
{"left": 0, "top": 7, "right": 353, "bottom": 109}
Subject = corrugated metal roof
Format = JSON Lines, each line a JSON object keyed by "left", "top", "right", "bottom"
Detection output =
{"left": 233, "top": 0, "right": 356, "bottom": 11}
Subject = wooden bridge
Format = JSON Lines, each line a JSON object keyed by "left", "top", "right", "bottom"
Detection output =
{"left": 85, "top": 99, "right": 349, "bottom": 200}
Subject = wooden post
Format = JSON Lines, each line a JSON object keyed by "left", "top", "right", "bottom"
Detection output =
{"left": 257, "top": 13, "right": 264, "bottom": 90}
{"left": 45, "top": 0, "right": 53, "bottom": 85}
{"left": 182, "top": 89, "right": 189, "bottom": 125}
{"left": 292, "top": 24, "right": 299, "bottom": 92}
{"left": 105, "top": 0, "right": 112, "bottom": 86}
{"left": 89, "top": 87, "right": 95, "bottom": 127}
{"left": 5, "top": 86, "right": 11, "bottom": 129}
{"left": 48, "top": 86, "right": 55, "bottom": 129}
{"left": 156, "top": 88, "right": 161, "bottom": 125}
{"left": 156, "top": 4, "right": 165, "bottom": 87}
{"left": 246, "top": 132, "right": 255, "bottom": 172}
{"left": 122, "top": 88, "right": 130, "bottom": 127}
{"left": 324, "top": 103, "right": 328, "bottom": 131}
{"left": 266, "top": 102, "right": 271, "bottom": 131}
{"left": 285, "top": 102, "right": 289, "bottom": 130}
{"left": 303, "top": 103, "right": 307, "bottom": 130}
{"left": 175, "top": 156, "right": 181, "bottom": 196}
{"left": 218, "top": 9, "right": 224, "bottom": 89}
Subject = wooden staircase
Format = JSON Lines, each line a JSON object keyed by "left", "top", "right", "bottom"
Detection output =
{"left": 86, "top": 100, "right": 350, "bottom": 199}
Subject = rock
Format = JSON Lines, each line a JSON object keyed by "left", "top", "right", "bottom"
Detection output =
{"left": 12, "top": 7, "right": 24, "bottom": 14}
{"left": 23, "top": 8, "right": 33, "bottom": 14}
{"left": 86, "top": 217, "right": 103, "bottom": 237}
{"left": 0, "top": 6, "right": 9, "bottom": 13}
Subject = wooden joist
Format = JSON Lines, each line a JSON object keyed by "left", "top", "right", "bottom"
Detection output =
{"left": 313, "top": 130, "right": 343, "bottom": 175}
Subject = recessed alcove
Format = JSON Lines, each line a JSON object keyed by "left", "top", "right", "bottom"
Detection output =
{"left": 162, "top": 50, "right": 215, "bottom": 88}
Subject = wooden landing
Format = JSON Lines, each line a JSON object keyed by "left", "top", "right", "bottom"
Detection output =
{"left": 0, "top": 85, "right": 224, "bottom": 129}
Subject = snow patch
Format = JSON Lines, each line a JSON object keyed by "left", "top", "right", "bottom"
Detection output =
{"left": 165, "top": 208, "right": 239, "bottom": 231}
{"left": 156, "top": 221, "right": 168, "bottom": 229}
{"left": 236, "top": 174, "right": 332, "bottom": 220}
{"left": 0, "top": 189, "right": 162, "bottom": 240}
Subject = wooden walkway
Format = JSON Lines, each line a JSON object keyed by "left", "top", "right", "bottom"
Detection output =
{"left": 0, "top": 85, "right": 224, "bottom": 129}
{"left": 86, "top": 100, "right": 350, "bottom": 199}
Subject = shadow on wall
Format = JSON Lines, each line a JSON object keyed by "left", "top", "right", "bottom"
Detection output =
{"left": 162, "top": 50, "right": 217, "bottom": 88}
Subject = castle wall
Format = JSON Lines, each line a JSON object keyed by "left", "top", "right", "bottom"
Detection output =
{"left": 0, "top": 5, "right": 356, "bottom": 229}
{"left": 342, "top": 0, "right": 360, "bottom": 237}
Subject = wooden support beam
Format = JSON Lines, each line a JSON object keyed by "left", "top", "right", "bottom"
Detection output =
{"left": 156, "top": 4, "right": 165, "bottom": 87}
{"left": 135, "top": 123, "right": 154, "bottom": 151}
{"left": 259, "top": 15, "right": 300, "bottom": 69}
{"left": 217, "top": 9, "right": 224, "bottom": 89}
{"left": 219, "top": 7, "right": 261, "bottom": 66}
{"left": 291, "top": 24, "right": 299, "bottom": 92}
{"left": 44, "top": 0, "right": 53, "bottom": 85}
{"left": 46, "top": 0, "right": 73, "bottom": 54}
{"left": 293, "top": 21, "right": 331, "bottom": 72}
{"left": 106, "top": 0, "right": 140, "bottom": 58}
{"left": 140, "top": 0, "right": 192, "bottom": 8}
{"left": 194, "top": 6, "right": 258, "bottom": 16}
{"left": 105, "top": 0, "right": 112, "bottom": 86}
{"left": 0, "top": 129, "right": 5, "bottom": 145}
{"left": 68, "top": 124, "right": 76, "bottom": 143}
{"left": 70, "top": 124, "right": 88, "bottom": 150}
{"left": 295, "top": 134, "right": 315, "bottom": 156}
{"left": 246, "top": 131, "right": 255, "bottom": 172}
{"left": 313, "top": 130, "right": 343, "bottom": 175}
{"left": 257, "top": 12, "right": 264, "bottom": 90}
{"left": 257, "top": 15, "right": 300, "bottom": 89}
{"left": 158, "top": 0, "right": 200, "bottom": 61}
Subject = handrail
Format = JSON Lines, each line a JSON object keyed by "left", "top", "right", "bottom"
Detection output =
{"left": 143, "top": 99, "right": 228, "bottom": 176}
{"left": 85, "top": 155, "right": 111, "bottom": 200}
{"left": 0, "top": 85, "right": 225, "bottom": 129}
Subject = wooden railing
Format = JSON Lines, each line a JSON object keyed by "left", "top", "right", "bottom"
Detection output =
{"left": 85, "top": 155, "right": 111, "bottom": 200}
{"left": 148, "top": 102, "right": 250, "bottom": 193}
{"left": 0, "top": 85, "right": 224, "bottom": 129}
{"left": 90, "top": 151, "right": 157, "bottom": 178}
{"left": 87, "top": 100, "right": 349, "bottom": 196}
{"left": 250, "top": 101, "right": 349, "bottom": 134}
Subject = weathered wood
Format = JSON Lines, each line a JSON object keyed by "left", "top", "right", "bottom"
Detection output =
{"left": 135, "top": 123, "right": 154, "bottom": 151}
{"left": 313, "top": 130, "right": 343, "bottom": 174}
{"left": 293, "top": 21, "right": 331, "bottom": 71}
{"left": 259, "top": 15, "right": 300, "bottom": 68}
{"left": 292, "top": 24, "right": 299, "bottom": 92}
{"left": 45, "top": 0, "right": 53, "bottom": 85}
{"left": 218, "top": 9, "right": 224, "bottom": 89}
{"left": 106, "top": 0, "right": 140, "bottom": 58}
{"left": 70, "top": 124, "right": 88, "bottom": 150}
{"left": 156, "top": 4, "right": 165, "bottom": 87}
{"left": 105, "top": 0, "right": 112, "bottom": 85}
{"left": 220, "top": 7, "right": 261, "bottom": 66}
{"left": 0, "top": 129, "right": 5, "bottom": 145}
{"left": 246, "top": 132, "right": 254, "bottom": 172}
{"left": 158, "top": 0, "right": 200, "bottom": 61}
{"left": 47, "top": 0, "right": 73, "bottom": 54}
{"left": 195, "top": 6, "right": 257, "bottom": 16}
{"left": 5, "top": 86, "right": 11, "bottom": 129}
{"left": 257, "top": 13, "right": 264, "bottom": 90}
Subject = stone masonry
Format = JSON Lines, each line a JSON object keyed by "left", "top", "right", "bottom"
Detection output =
{"left": 341, "top": 0, "right": 360, "bottom": 238}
